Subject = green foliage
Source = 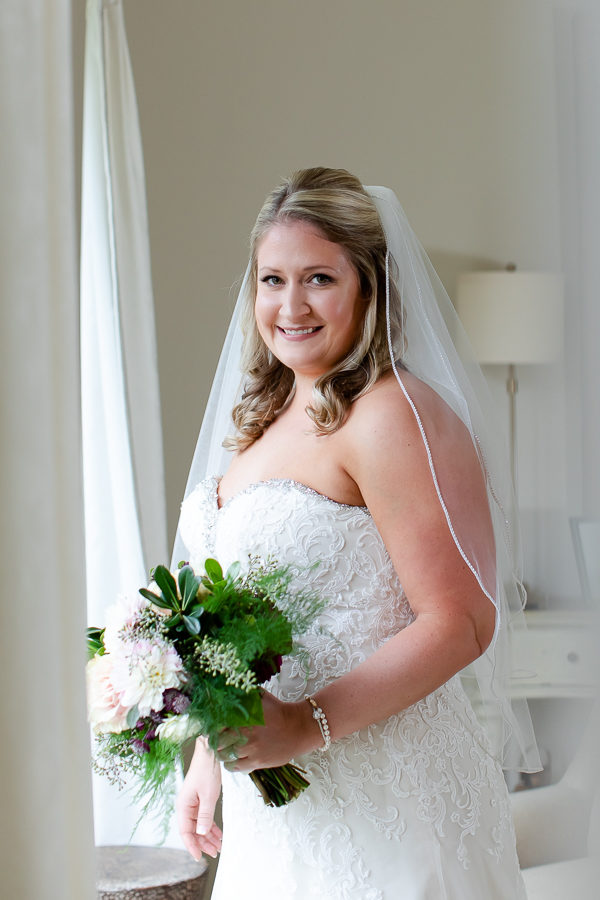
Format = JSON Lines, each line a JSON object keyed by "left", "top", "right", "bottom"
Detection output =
{"left": 86, "top": 626, "right": 105, "bottom": 660}
{"left": 92, "top": 728, "right": 184, "bottom": 841}
{"left": 139, "top": 563, "right": 204, "bottom": 637}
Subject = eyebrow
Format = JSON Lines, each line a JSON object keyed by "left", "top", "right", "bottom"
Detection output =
{"left": 258, "top": 264, "right": 339, "bottom": 274}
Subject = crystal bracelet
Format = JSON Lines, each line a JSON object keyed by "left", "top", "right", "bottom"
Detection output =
{"left": 304, "top": 694, "right": 331, "bottom": 751}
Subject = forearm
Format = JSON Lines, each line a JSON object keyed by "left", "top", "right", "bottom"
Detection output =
{"left": 190, "top": 736, "right": 222, "bottom": 783}
{"left": 308, "top": 612, "right": 482, "bottom": 744}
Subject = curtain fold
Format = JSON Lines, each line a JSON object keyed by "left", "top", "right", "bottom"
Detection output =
{"left": 0, "top": 1, "right": 95, "bottom": 897}
{"left": 81, "top": 0, "right": 176, "bottom": 845}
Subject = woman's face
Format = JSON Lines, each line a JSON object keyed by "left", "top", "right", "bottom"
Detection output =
{"left": 254, "top": 220, "right": 367, "bottom": 381}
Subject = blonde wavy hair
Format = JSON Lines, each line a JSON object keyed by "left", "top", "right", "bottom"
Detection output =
{"left": 225, "top": 167, "right": 404, "bottom": 452}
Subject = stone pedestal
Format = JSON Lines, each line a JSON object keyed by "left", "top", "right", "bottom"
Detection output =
{"left": 96, "top": 846, "right": 208, "bottom": 900}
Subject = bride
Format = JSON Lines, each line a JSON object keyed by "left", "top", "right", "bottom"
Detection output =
{"left": 174, "top": 167, "right": 539, "bottom": 898}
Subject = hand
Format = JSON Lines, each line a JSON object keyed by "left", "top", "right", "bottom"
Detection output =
{"left": 217, "top": 690, "right": 320, "bottom": 772}
{"left": 176, "top": 738, "right": 223, "bottom": 861}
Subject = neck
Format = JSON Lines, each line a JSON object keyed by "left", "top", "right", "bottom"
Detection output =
{"left": 291, "top": 374, "right": 316, "bottom": 409}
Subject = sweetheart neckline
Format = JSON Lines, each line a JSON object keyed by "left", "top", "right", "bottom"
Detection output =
{"left": 211, "top": 475, "right": 371, "bottom": 516}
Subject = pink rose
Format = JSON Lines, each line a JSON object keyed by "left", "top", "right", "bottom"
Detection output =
{"left": 86, "top": 653, "right": 131, "bottom": 734}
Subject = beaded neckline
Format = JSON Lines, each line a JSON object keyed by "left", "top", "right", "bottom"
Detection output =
{"left": 212, "top": 476, "right": 371, "bottom": 516}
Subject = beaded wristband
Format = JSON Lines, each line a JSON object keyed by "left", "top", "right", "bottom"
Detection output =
{"left": 304, "top": 694, "right": 331, "bottom": 751}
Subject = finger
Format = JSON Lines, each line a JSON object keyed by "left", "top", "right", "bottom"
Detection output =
{"left": 195, "top": 786, "right": 220, "bottom": 836}
{"left": 197, "top": 823, "right": 223, "bottom": 858}
{"left": 217, "top": 730, "right": 248, "bottom": 752}
{"left": 216, "top": 744, "right": 239, "bottom": 763}
{"left": 180, "top": 831, "right": 210, "bottom": 861}
{"left": 181, "top": 824, "right": 222, "bottom": 861}
{"left": 195, "top": 809, "right": 216, "bottom": 835}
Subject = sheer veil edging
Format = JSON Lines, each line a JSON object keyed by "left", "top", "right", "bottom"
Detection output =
{"left": 172, "top": 184, "right": 541, "bottom": 774}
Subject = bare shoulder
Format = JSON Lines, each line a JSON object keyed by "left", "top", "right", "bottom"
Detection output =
{"left": 340, "top": 368, "right": 481, "bottom": 510}
{"left": 342, "top": 369, "right": 457, "bottom": 467}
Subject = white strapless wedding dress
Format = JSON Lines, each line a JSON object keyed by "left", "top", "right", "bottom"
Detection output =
{"left": 179, "top": 477, "right": 527, "bottom": 900}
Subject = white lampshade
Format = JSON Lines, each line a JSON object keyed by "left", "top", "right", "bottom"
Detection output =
{"left": 455, "top": 271, "right": 563, "bottom": 364}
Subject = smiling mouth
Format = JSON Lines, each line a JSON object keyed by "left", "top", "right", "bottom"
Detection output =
{"left": 277, "top": 326, "right": 323, "bottom": 335}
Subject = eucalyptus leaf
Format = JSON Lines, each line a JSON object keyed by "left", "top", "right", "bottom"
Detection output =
{"left": 126, "top": 705, "right": 140, "bottom": 729}
{"left": 204, "top": 558, "right": 223, "bottom": 583}
{"left": 165, "top": 613, "right": 181, "bottom": 628}
{"left": 183, "top": 614, "right": 201, "bottom": 635}
{"left": 153, "top": 565, "right": 179, "bottom": 607}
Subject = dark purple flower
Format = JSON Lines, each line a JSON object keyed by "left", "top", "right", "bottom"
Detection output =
{"left": 135, "top": 718, "right": 147, "bottom": 731}
{"left": 150, "top": 709, "right": 164, "bottom": 724}
{"left": 162, "top": 688, "right": 191, "bottom": 714}
{"left": 253, "top": 654, "right": 284, "bottom": 684}
{"left": 131, "top": 739, "right": 150, "bottom": 755}
{"left": 145, "top": 727, "right": 158, "bottom": 742}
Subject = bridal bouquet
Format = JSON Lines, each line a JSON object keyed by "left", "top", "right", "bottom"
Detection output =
{"left": 86, "top": 556, "right": 323, "bottom": 830}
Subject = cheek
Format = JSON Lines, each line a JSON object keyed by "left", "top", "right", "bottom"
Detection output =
{"left": 254, "top": 295, "right": 275, "bottom": 342}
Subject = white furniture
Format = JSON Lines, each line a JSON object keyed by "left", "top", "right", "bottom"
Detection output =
{"left": 511, "top": 699, "right": 600, "bottom": 899}
{"left": 510, "top": 610, "right": 600, "bottom": 701}
{"left": 509, "top": 610, "right": 600, "bottom": 899}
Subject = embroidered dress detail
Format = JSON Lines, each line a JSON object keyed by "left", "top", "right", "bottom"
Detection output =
{"left": 179, "top": 477, "right": 527, "bottom": 900}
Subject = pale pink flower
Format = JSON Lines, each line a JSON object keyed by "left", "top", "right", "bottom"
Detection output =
{"left": 110, "top": 639, "right": 184, "bottom": 716}
{"left": 103, "top": 591, "right": 148, "bottom": 653}
{"left": 86, "top": 653, "right": 131, "bottom": 734}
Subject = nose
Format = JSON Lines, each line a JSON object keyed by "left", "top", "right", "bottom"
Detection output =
{"left": 279, "top": 281, "right": 311, "bottom": 319}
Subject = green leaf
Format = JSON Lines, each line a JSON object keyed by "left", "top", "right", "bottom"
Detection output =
{"left": 86, "top": 625, "right": 104, "bottom": 644}
{"left": 165, "top": 613, "right": 182, "bottom": 628}
{"left": 86, "top": 640, "right": 104, "bottom": 660}
{"left": 178, "top": 565, "right": 201, "bottom": 611}
{"left": 86, "top": 627, "right": 105, "bottom": 660}
{"left": 189, "top": 604, "right": 205, "bottom": 618}
{"left": 139, "top": 587, "right": 172, "bottom": 609}
{"left": 204, "top": 558, "right": 223, "bottom": 583}
{"left": 126, "top": 705, "right": 140, "bottom": 729}
{"left": 183, "top": 615, "right": 201, "bottom": 635}
{"left": 224, "top": 690, "right": 265, "bottom": 728}
{"left": 153, "top": 565, "right": 179, "bottom": 607}
{"left": 226, "top": 561, "right": 241, "bottom": 581}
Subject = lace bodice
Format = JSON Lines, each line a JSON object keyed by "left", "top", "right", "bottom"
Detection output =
{"left": 178, "top": 477, "right": 526, "bottom": 900}
{"left": 180, "top": 476, "right": 414, "bottom": 700}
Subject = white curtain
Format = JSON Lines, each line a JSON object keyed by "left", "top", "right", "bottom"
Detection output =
{"left": 554, "top": 2, "right": 600, "bottom": 516}
{"left": 0, "top": 2, "right": 95, "bottom": 898}
{"left": 81, "top": 0, "right": 180, "bottom": 845}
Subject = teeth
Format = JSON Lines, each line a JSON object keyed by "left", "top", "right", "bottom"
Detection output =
{"left": 281, "top": 327, "right": 319, "bottom": 335}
